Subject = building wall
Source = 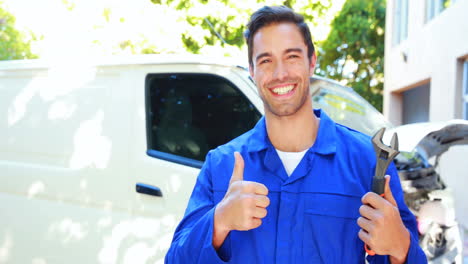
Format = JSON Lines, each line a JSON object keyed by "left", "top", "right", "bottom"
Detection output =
{"left": 384, "top": 0, "right": 468, "bottom": 124}
{"left": 384, "top": 0, "right": 468, "bottom": 229}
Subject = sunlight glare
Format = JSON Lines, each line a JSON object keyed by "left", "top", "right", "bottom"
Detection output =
{"left": 70, "top": 110, "right": 112, "bottom": 169}
{"left": 28, "top": 181, "right": 46, "bottom": 198}
{"left": 0, "top": 232, "right": 12, "bottom": 263}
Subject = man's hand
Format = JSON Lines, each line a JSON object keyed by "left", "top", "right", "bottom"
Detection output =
{"left": 358, "top": 175, "right": 410, "bottom": 263}
{"left": 213, "top": 152, "right": 270, "bottom": 249}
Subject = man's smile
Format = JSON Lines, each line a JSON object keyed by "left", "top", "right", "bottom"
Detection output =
{"left": 269, "top": 83, "right": 296, "bottom": 96}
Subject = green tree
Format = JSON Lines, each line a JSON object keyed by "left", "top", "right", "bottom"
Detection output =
{"left": 316, "top": 0, "right": 385, "bottom": 111}
{"left": 152, "top": 0, "right": 331, "bottom": 55}
{"left": 0, "top": 4, "right": 37, "bottom": 60}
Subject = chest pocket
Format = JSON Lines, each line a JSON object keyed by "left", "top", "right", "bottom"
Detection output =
{"left": 302, "top": 193, "right": 365, "bottom": 264}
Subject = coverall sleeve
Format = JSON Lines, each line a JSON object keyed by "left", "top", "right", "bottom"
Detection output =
{"left": 366, "top": 164, "right": 428, "bottom": 264}
{"left": 165, "top": 151, "right": 232, "bottom": 264}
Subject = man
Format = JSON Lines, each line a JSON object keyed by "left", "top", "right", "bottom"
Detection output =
{"left": 165, "top": 6, "right": 427, "bottom": 263}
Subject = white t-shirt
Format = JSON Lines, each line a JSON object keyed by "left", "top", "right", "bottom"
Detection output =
{"left": 275, "top": 148, "right": 308, "bottom": 176}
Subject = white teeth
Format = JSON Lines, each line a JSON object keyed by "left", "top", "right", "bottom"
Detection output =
{"left": 272, "top": 85, "right": 294, "bottom": 95}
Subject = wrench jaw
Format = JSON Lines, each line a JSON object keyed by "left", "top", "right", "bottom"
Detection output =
{"left": 372, "top": 128, "right": 400, "bottom": 162}
{"left": 372, "top": 128, "right": 386, "bottom": 156}
{"left": 371, "top": 128, "right": 401, "bottom": 194}
{"left": 390, "top": 133, "right": 399, "bottom": 152}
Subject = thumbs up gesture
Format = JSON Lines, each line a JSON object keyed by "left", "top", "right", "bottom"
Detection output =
{"left": 358, "top": 175, "right": 410, "bottom": 262}
{"left": 214, "top": 152, "right": 270, "bottom": 233}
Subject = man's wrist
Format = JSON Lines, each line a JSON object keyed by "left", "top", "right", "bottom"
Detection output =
{"left": 213, "top": 204, "right": 231, "bottom": 250}
{"left": 214, "top": 203, "right": 230, "bottom": 233}
{"left": 389, "top": 228, "right": 410, "bottom": 264}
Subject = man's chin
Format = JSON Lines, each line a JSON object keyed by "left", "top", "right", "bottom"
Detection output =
{"left": 267, "top": 107, "right": 300, "bottom": 118}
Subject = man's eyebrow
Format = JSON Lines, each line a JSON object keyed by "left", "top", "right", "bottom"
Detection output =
{"left": 285, "top": 48, "right": 304, "bottom": 54}
{"left": 255, "top": 52, "right": 272, "bottom": 63}
{"left": 255, "top": 48, "right": 304, "bottom": 62}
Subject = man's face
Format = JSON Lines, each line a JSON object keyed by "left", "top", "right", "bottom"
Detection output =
{"left": 250, "top": 22, "right": 316, "bottom": 117}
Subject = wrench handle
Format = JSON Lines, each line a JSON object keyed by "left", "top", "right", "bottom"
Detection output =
{"left": 371, "top": 174, "right": 385, "bottom": 195}
{"left": 365, "top": 175, "right": 386, "bottom": 255}
{"left": 365, "top": 244, "right": 376, "bottom": 256}
{"left": 364, "top": 193, "right": 385, "bottom": 256}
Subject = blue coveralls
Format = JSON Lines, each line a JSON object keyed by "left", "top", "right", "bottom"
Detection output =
{"left": 165, "top": 109, "right": 428, "bottom": 263}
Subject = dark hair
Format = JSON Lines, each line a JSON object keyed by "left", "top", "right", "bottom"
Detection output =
{"left": 244, "top": 6, "right": 315, "bottom": 67}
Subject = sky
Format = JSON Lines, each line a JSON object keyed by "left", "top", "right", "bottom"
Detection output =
{"left": 2, "top": 0, "right": 345, "bottom": 60}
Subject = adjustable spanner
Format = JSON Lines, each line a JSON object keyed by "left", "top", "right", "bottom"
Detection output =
{"left": 365, "top": 127, "right": 400, "bottom": 256}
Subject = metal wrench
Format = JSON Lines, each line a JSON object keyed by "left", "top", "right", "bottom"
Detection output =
{"left": 371, "top": 127, "right": 400, "bottom": 195}
{"left": 365, "top": 127, "right": 400, "bottom": 256}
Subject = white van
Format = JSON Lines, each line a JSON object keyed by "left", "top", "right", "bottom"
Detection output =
{"left": 1, "top": 55, "right": 464, "bottom": 263}
{"left": 0, "top": 55, "right": 263, "bottom": 264}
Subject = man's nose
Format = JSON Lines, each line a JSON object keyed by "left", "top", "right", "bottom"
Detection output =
{"left": 272, "top": 61, "right": 289, "bottom": 81}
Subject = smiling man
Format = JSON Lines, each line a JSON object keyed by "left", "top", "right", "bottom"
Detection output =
{"left": 165, "top": 6, "right": 427, "bottom": 263}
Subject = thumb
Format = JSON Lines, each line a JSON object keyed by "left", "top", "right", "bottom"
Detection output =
{"left": 384, "top": 175, "right": 397, "bottom": 206}
{"left": 229, "top": 152, "right": 244, "bottom": 184}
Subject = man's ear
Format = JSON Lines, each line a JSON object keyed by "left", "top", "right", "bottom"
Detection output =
{"left": 249, "top": 64, "right": 254, "bottom": 78}
{"left": 309, "top": 52, "right": 317, "bottom": 75}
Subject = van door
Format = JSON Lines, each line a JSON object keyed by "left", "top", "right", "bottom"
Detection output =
{"left": 126, "top": 63, "right": 262, "bottom": 262}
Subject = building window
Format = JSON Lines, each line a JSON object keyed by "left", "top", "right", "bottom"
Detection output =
{"left": 402, "top": 83, "right": 431, "bottom": 124}
{"left": 393, "top": 0, "right": 408, "bottom": 46}
{"left": 463, "top": 61, "right": 468, "bottom": 120}
{"left": 426, "top": 0, "right": 455, "bottom": 22}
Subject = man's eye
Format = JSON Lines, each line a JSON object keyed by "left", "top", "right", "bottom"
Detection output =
{"left": 260, "top": 59, "right": 271, "bottom": 64}
{"left": 288, "top": 54, "right": 299, "bottom": 59}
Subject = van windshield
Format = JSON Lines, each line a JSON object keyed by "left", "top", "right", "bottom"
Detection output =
{"left": 310, "top": 77, "right": 393, "bottom": 136}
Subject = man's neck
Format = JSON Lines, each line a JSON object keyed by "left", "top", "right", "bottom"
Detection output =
{"left": 265, "top": 101, "right": 319, "bottom": 152}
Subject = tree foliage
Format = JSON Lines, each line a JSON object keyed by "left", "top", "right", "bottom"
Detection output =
{"left": 152, "top": 0, "right": 332, "bottom": 55}
{"left": 152, "top": 0, "right": 386, "bottom": 111}
{"left": 316, "top": 0, "right": 385, "bottom": 111}
{"left": 0, "top": 4, "right": 37, "bottom": 60}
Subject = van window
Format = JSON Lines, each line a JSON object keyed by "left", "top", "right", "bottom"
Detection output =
{"left": 146, "top": 73, "right": 261, "bottom": 167}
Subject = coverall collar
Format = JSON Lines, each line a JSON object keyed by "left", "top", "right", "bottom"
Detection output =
{"left": 246, "top": 109, "right": 337, "bottom": 156}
